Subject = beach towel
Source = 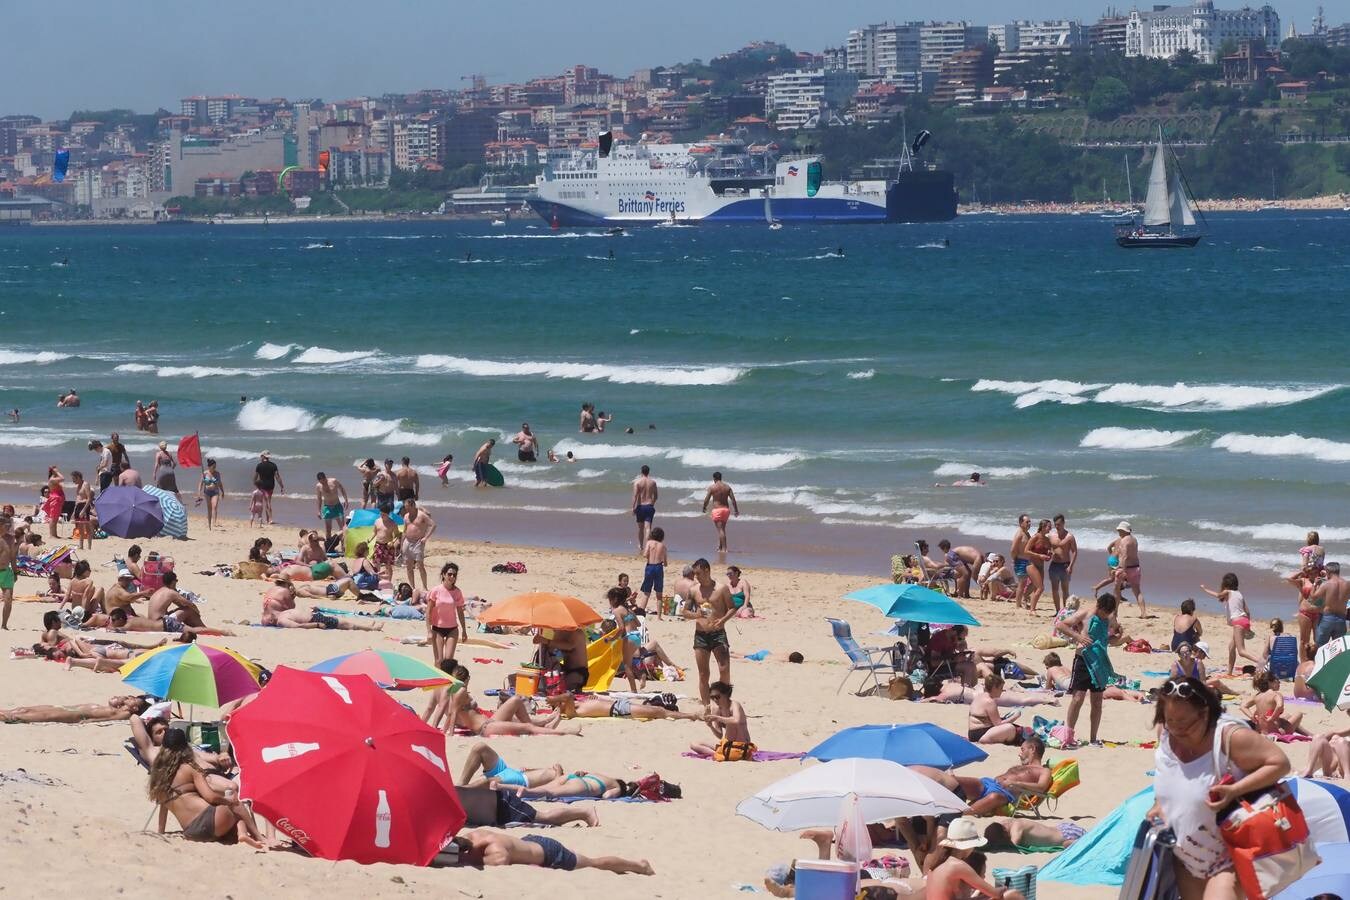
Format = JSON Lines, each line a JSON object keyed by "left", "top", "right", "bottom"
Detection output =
{"left": 1272, "top": 733, "right": 1312, "bottom": 743}
{"left": 682, "top": 749, "right": 804, "bottom": 762}
{"left": 491, "top": 562, "right": 527, "bottom": 574}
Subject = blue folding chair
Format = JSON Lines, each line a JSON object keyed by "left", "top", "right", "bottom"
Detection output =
{"left": 826, "top": 617, "right": 900, "bottom": 696}
{"left": 1268, "top": 633, "right": 1299, "bottom": 681}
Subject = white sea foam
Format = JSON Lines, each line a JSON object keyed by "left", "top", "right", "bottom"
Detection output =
{"left": 126, "top": 365, "right": 258, "bottom": 379}
{"left": 292, "top": 347, "right": 378, "bottom": 365}
{"left": 932, "top": 463, "right": 1038, "bottom": 478}
{"left": 1212, "top": 432, "right": 1350, "bottom": 463}
{"left": 1107, "top": 474, "right": 1155, "bottom": 481}
{"left": 0, "top": 433, "right": 68, "bottom": 448}
{"left": 236, "top": 398, "right": 319, "bottom": 432}
{"left": 574, "top": 468, "right": 607, "bottom": 479}
{"left": 114, "top": 363, "right": 156, "bottom": 373}
{"left": 414, "top": 354, "right": 744, "bottom": 386}
{"left": 972, "top": 379, "right": 1103, "bottom": 397}
{"left": 1193, "top": 520, "right": 1350, "bottom": 543}
{"left": 255, "top": 342, "right": 295, "bottom": 360}
{"left": 324, "top": 416, "right": 400, "bottom": 440}
{"left": 551, "top": 439, "right": 802, "bottom": 471}
{"left": 1092, "top": 382, "right": 1337, "bottom": 412}
{"left": 847, "top": 370, "right": 875, "bottom": 380}
{"left": 1079, "top": 427, "right": 1200, "bottom": 450}
{"left": 382, "top": 427, "right": 444, "bottom": 447}
{"left": 0, "top": 350, "right": 72, "bottom": 365}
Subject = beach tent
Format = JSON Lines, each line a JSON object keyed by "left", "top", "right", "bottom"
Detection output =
{"left": 1041, "top": 778, "right": 1350, "bottom": 887}
{"left": 343, "top": 505, "right": 403, "bottom": 559}
{"left": 142, "top": 486, "right": 188, "bottom": 539}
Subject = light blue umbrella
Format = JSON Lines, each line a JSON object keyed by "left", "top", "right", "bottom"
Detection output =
{"left": 142, "top": 485, "right": 188, "bottom": 539}
{"left": 807, "top": 723, "right": 987, "bottom": 769}
{"left": 844, "top": 583, "right": 980, "bottom": 626}
{"left": 1274, "top": 841, "right": 1350, "bottom": 899}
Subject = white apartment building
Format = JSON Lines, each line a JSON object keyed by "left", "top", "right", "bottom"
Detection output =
{"left": 990, "top": 19, "right": 1083, "bottom": 52}
{"left": 392, "top": 116, "right": 436, "bottom": 169}
{"left": 920, "top": 22, "right": 990, "bottom": 76}
{"left": 846, "top": 23, "right": 922, "bottom": 79}
{"left": 765, "top": 69, "right": 859, "bottom": 130}
{"left": 1126, "top": 0, "right": 1279, "bottom": 63}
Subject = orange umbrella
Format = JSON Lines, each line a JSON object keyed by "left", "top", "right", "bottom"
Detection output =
{"left": 478, "top": 592, "right": 602, "bottom": 631}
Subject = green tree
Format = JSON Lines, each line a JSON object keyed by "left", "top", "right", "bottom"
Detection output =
{"left": 1088, "top": 76, "right": 1132, "bottom": 119}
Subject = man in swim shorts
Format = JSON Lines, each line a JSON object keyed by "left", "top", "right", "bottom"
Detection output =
{"left": 442, "top": 829, "right": 652, "bottom": 874}
{"left": 701, "top": 471, "right": 738, "bottom": 553}
{"left": 631, "top": 464, "right": 658, "bottom": 550}
{"left": 1010, "top": 514, "right": 1032, "bottom": 607}
{"left": 253, "top": 451, "right": 283, "bottom": 525}
{"left": 472, "top": 439, "right": 495, "bottom": 488}
{"left": 1112, "top": 521, "right": 1147, "bottom": 617}
{"left": 511, "top": 423, "right": 538, "bottom": 463}
{"left": 401, "top": 498, "right": 436, "bottom": 591}
{"left": 395, "top": 457, "right": 420, "bottom": 501}
{"left": 684, "top": 558, "right": 734, "bottom": 707}
{"left": 1048, "top": 514, "right": 1077, "bottom": 614}
{"left": 314, "top": 472, "right": 349, "bottom": 543}
{"left": 372, "top": 460, "right": 397, "bottom": 508}
{"left": 911, "top": 736, "right": 1052, "bottom": 816}
{"left": 0, "top": 515, "right": 14, "bottom": 630}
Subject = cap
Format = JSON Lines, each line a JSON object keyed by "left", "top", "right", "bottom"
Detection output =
{"left": 939, "top": 817, "right": 987, "bottom": 850}
{"left": 1116, "top": 520, "right": 1132, "bottom": 533}
{"left": 1194, "top": 640, "right": 1210, "bottom": 658}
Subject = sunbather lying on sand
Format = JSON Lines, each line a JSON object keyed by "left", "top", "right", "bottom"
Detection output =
{"left": 921, "top": 678, "right": 1058, "bottom": 706}
{"left": 459, "top": 741, "right": 563, "bottom": 789}
{"left": 546, "top": 692, "right": 701, "bottom": 721}
{"left": 514, "top": 770, "right": 682, "bottom": 801}
{"left": 437, "top": 829, "right": 652, "bottom": 874}
{"left": 1, "top": 695, "right": 149, "bottom": 724}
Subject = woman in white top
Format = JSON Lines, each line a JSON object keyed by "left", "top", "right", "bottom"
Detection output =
{"left": 1201, "top": 572, "right": 1263, "bottom": 677}
{"left": 1147, "top": 677, "right": 1290, "bottom": 899}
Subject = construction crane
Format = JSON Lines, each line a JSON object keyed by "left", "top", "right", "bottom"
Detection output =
{"left": 459, "top": 73, "right": 502, "bottom": 94}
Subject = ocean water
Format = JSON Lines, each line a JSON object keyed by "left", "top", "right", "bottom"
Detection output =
{"left": 1, "top": 212, "right": 1348, "bottom": 595}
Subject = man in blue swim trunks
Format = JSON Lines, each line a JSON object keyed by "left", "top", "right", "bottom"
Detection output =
{"left": 314, "top": 472, "right": 349, "bottom": 543}
{"left": 445, "top": 829, "right": 653, "bottom": 875}
{"left": 911, "top": 736, "right": 1052, "bottom": 817}
{"left": 1010, "top": 514, "right": 1033, "bottom": 607}
{"left": 631, "top": 465, "right": 658, "bottom": 550}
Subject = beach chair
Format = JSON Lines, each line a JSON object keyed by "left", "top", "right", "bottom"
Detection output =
{"left": 1119, "top": 821, "right": 1180, "bottom": 900}
{"left": 1268, "top": 634, "right": 1299, "bottom": 681}
{"left": 14, "top": 545, "right": 76, "bottom": 579}
{"left": 1004, "top": 757, "right": 1079, "bottom": 818}
{"left": 826, "top": 618, "right": 900, "bottom": 696}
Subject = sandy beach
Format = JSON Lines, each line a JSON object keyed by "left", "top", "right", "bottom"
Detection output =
{"left": 1, "top": 508, "right": 1337, "bottom": 898}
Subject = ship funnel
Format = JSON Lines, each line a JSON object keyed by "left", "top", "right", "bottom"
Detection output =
{"left": 598, "top": 130, "right": 613, "bottom": 158}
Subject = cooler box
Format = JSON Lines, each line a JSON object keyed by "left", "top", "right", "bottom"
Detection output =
{"left": 513, "top": 669, "right": 541, "bottom": 697}
{"left": 793, "top": 859, "right": 857, "bottom": 899}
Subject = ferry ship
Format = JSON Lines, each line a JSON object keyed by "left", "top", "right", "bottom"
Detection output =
{"left": 528, "top": 134, "right": 956, "bottom": 226}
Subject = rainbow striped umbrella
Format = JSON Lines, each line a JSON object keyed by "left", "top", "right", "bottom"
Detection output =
{"left": 307, "top": 649, "right": 450, "bottom": 690}
{"left": 120, "top": 643, "right": 263, "bottom": 707}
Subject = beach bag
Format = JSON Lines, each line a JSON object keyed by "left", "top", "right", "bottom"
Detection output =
{"left": 713, "top": 738, "right": 757, "bottom": 761}
{"left": 1125, "top": 638, "right": 1153, "bottom": 654}
{"left": 886, "top": 677, "right": 914, "bottom": 701}
{"left": 1213, "top": 724, "right": 1319, "bottom": 899}
{"left": 992, "top": 864, "right": 1038, "bottom": 900}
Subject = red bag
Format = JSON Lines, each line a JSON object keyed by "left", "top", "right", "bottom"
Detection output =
{"left": 1213, "top": 724, "right": 1320, "bottom": 899}
{"left": 1125, "top": 638, "right": 1153, "bottom": 653}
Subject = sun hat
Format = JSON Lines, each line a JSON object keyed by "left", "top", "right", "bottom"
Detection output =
{"left": 1194, "top": 640, "right": 1210, "bottom": 658}
{"left": 939, "top": 817, "right": 987, "bottom": 849}
{"left": 1116, "top": 521, "right": 1132, "bottom": 533}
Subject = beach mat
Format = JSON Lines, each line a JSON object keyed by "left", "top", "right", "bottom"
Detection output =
{"left": 682, "top": 749, "right": 805, "bottom": 762}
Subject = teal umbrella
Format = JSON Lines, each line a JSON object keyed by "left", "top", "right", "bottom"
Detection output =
{"left": 843, "top": 583, "right": 980, "bottom": 626}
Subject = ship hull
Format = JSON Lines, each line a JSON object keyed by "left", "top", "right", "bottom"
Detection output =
{"left": 1115, "top": 234, "right": 1202, "bottom": 248}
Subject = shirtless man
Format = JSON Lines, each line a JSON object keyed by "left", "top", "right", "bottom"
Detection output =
{"left": 548, "top": 693, "right": 701, "bottom": 722}
{"left": 631, "top": 464, "right": 658, "bottom": 551}
{"left": 0, "top": 515, "right": 14, "bottom": 629}
{"left": 105, "top": 573, "right": 150, "bottom": 614}
{"left": 1010, "top": 514, "right": 1033, "bottom": 609}
{"left": 682, "top": 558, "right": 734, "bottom": 707}
{"left": 1313, "top": 562, "right": 1350, "bottom": 647}
{"left": 395, "top": 456, "right": 420, "bottom": 502}
{"left": 1, "top": 695, "right": 150, "bottom": 725}
{"left": 371, "top": 502, "right": 402, "bottom": 582}
{"left": 1048, "top": 514, "right": 1078, "bottom": 614}
{"left": 442, "top": 829, "right": 652, "bottom": 875}
{"left": 401, "top": 499, "right": 436, "bottom": 591}
{"left": 511, "top": 423, "right": 539, "bottom": 463}
{"left": 259, "top": 580, "right": 382, "bottom": 631}
{"left": 372, "top": 460, "right": 396, "bottom": 508}
{"left": 1112, "top": 521, "right": 1147, "bottom": 617}
{"left": 106, "top": 606, "right": 223, "bottom": 638}
{"left": 147, "top": 571, "right": 205, "bottom": 635}
{"left": 700, "top": 471, "right": 738, "bottom": 553}
{"left": 689, "top": 680, "right": 753, "bottom": 759}
{"left": 942, "top": 542, "right": 984, "bottom": 599}
{"left": 983, "top": 817, "right": 1084, "bottom": 852}
{"left": 912, "top": 737, "right": 1052, "bottom": 816}
{"left": 541, "top": 627, "right": 590, "bottom": 693}
{"left": 472, "top": 440, "right": 496, "bottom": 488}
{"left": 314, "top": 472, "right": 349, "bottom": 542}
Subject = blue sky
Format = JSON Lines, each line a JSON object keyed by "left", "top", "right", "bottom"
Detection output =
{"left": 2, "top": 0, "right": 1326, "bottom": 118}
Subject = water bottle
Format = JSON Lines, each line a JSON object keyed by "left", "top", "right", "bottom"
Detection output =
{"left": 374, "top": 789, "right": 392, "bottom": 848}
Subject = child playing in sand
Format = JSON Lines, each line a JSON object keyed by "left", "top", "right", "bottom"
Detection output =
{"left": 1202, "top": 572, "right": 1263, "bottom": 676}
{"left": 248, "top": 488, "right": 265, "bottom": 527}
{"left": 690, "top": 680, "right": 755, "bottom": 760}
{"left": 437, "top": 454, "right": 453, "bottom": 486}
{"left": 639, "top": 526, "right": 667, "bottom": 620}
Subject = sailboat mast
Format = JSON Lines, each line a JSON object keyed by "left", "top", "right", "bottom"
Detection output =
{"left": 1124, "top": 155, "right": 1133, "bottom": 205}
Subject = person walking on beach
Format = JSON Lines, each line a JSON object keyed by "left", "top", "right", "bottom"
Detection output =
{"left": 395, "top": 456, "right": 420, "bottom": 502}
{"left": 197, "top": 458, "right": 224, "bottom": 530}
{"left": 1112, "top": 521, "right": 1147, "bottom": 617}
{"left": 1201, "top": 573, "right": 1263, "bottom": 675}
{"left": 1010, "top": 514, "right": 1032, "bottom": 608}
{"left": 314, "top": 472, "right": 349, "bottom": 543}
{"left": 473, "top": 439, "right": 496, "bottom": 488}
{"left": 631, "top": 464, "right": 658, "bottom": 551}
{"left": 1311, "top": 562, "right": 1349, "bottom": 650}
{"left": 512, "top": 423, "right": 538, "bottom": 463}
{"left": 89, "top": 440, "right": 113, "bottom": 494}
{"left": 701, "top": 472, "right": 738, "bottom": 553}
{"left": 0, "top": 515, "right": 15, "bottom": 630}
{"left": 253, "top": 451, "right": 283, "bottom": 525}
{"left": 684, "top": 558, "right": 734, "bottom": 708}
{"left": 42, "top": 466, "right": 65, "bottom": 539}
{"left": 425, "top": 562, "right": 466, "bottom": 667}
{"left": 107, "top": 432, "right": 128, "bottom": 484}
{"left": 639, "top": 526, "right": 667, "bottom": 619}
{"left": 1048, "top": 514, "right": 1077, "bottom": 614}
{"left": 1056, "top": 593, "right": 1117, "bottom": 747}
{"left": 402, "top": 498, "right": 436, "bottom": 591}
{"left": 356, "top": 458, "right": 378, "bottom": 508}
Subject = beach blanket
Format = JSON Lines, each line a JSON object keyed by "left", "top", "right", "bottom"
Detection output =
{"left": 13, "top": 595, "right": 60, "bottom": 603}
{"left": 682, "top": 749, "right": 804, "bottom": 762}
{"left": 540, "top": 794, "right": 656, "bottom": 804}
{"left": 1141, "top": 671, "right": 1172, "bottom": 678}
{"left": 1272, "top": 732, "right": 1312, "bottom": 743}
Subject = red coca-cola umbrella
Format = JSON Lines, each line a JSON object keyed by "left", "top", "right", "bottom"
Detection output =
{"left": 226, "top": 666, "right": 464, "bottom": 866}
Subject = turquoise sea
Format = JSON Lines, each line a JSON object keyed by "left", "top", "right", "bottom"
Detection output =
{"left": 1, "top": 212, "right": 1348, "bottom": 605}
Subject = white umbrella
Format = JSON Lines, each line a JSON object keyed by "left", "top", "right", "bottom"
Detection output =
{"left": 735, "top": 758, "right": 966, "bottom": 831}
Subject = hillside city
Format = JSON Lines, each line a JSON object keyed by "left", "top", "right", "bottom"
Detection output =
{"left": 2, "top": 1, "right": 1350, "bottom": 221}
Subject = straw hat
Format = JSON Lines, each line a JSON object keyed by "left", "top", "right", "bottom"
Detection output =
{"left": 940, "top": 817, "right": 987, "bottom": 849}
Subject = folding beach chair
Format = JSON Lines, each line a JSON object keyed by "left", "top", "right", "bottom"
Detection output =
{"left": 826, "top": 618, "right": 900, "bottom": 696}
{"left": 1004, "top": 757, "right": 1079, "bottom": 818}
{"left": 1119, "top": 821, "right": 1180, "bottom": 900}
{"left": 1268, "top": 634, "right": 1299, "bottom": 681}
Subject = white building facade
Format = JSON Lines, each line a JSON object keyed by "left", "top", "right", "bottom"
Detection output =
{"left": 765, "top": 69, "right": 859, "bottom": 130}
{"left": 846, "top": 23, "right": 922, "bottom": 79}
{"left": 1126, "top": 0, "right": 1279, "bottom": 63}
{"left": 920, "top": 22, "right": 990, "bottom": 76}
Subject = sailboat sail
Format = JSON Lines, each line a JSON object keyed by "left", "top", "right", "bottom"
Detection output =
{"left": 1142, "top": 140, "right": 1170, "bottom": 227}
{"left": 1169, "top": 168, "right": 1195, "bottom": 227}
{"left": 763, "top": 189, "right": 773, "bottom": 224}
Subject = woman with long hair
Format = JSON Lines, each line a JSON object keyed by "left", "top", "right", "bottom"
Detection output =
{"left": 147, "top": 729, "right": 267, "bottom": 848}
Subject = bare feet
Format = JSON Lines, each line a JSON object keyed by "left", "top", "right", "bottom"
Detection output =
{"left": 582, "top": 805, "right": 600, "bottom": 827}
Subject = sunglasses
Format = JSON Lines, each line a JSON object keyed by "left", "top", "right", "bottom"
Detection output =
{"left": 1161, "top": 680, "right": 1200, "bottom": 699}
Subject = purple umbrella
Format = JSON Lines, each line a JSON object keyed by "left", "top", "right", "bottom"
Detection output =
{"left": 93, "top": 486, "right": 165, "bottom": 538}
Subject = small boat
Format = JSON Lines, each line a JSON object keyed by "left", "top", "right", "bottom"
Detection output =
{"left": 769, "top": 222, "right": 783, "bottom": 231}
{"left": 606, "top": 226, "right": 625, "bottom": 236}
{"left": 1115, "top": 128, "right": 1205, "bottom": 249}
{"left": 490, "top": 219, "right": 506, "bottom": 227}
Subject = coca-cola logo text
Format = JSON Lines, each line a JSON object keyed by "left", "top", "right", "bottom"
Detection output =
{"left": 276, "top": 817, "right": 311, "bottom": 845}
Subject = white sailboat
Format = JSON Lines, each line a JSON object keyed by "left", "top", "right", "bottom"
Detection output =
{"left": 1116, "top": 128, "right": 1203, "bottom": 248}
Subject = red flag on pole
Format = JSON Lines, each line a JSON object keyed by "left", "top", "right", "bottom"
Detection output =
{"left": 177, "top": 432, "right": 202, "bottom": 468}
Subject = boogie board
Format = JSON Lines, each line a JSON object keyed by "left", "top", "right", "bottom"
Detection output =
{"left": 483, "top": 463, "right": 505, "bottom": 487}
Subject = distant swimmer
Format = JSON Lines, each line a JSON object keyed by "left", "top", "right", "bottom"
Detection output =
{"left": 6, "top": 409, "right": 18, "bottom": 423}
{"left": 57, "top": 389, "right": 79, "bottom": 408}
{"left": 322, "top": 240, "right": 333, "bottom": 248}
{"left": 608, "top": 248, "right": 615, "bottom": 260}
{"left": 465, "top": 251, "right": 473, "bottom": 262}
{"left": 936, "top": 472, "right": 985, "bottom": 488}
{"left": 240, "top": 395, "right": 248, "bottom": 404}
{"left": 836, "top": 247, "right": 845, "bottom": 257}
{"left": 944, "top": 238, "right": 951, "bottom": 247}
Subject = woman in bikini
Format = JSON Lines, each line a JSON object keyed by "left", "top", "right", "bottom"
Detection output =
{"left": 152, "top": 441, "right": 179, "bottom": 498}
{"left": 64, "top": 560, "right": 105, "bottom": 618}
{"left": 446, "top": 676, "right": 580, "bottom": 737}
{"left": 197, "top": 458, "right": 224, "bottom": 530}
{"left": 1, "top": 695, "right": 150, "bottom": 724}
{"left": 459, "top": 741, "right": 563, "bottom": 790}
{"left": 522, "top": 770, "right": 680, "bottom": 801}
{"left": 1023, "top": 519, "right": 1053, "bottom": 614}
{"left": 147, "top": 728, "right": 268, "bottom": 848}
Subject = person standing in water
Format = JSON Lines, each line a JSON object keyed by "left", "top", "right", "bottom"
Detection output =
{"left": 631, "top": 464, "right": 658, "bottom": 552}
{"left": 701, "top": 471, "right": 738, "bottom": 554}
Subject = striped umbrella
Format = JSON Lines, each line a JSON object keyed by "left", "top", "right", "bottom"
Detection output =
{"left": 307, "top": 649, "right": 451, "bottom": 690}
{"left": 142, "top": 485, "right": 188, "bottom": 539}
{"left": 120, "top": 642, "right": 262, "bottom": 707}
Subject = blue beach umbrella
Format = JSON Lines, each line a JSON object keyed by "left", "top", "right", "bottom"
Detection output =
{"left": 1274, "top": 842, "right": 1350, "bottom": 899}
{"left": 807, "top": 723, "right": 988, "bottom": 769}
{"left": 142, "top": 485, "right": 188, "bottom": 539}
{"left": 93, "top": 486, "right": 164, "bottom": 539}
{"left": 844, "top": 583, "right": 981, "bottom": 627}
